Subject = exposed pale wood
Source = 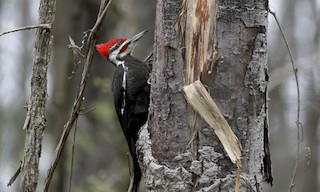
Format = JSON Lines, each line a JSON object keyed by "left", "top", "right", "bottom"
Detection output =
{"left": 184, "top": 0, "right": 217, "bottom": 84}
{"left": 183, "top": 80, "right": 242, "bottom": 164}
{"left": 183, "top": 1, "right": 219, "bottom": 190}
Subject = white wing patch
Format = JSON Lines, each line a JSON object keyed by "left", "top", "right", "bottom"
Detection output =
{"left": 120, "top": 63, "right": 128, "bottom": 115}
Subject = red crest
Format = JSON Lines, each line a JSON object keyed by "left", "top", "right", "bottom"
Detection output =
{"left": 96, "top": 38, "right": 127, "bottom": 57}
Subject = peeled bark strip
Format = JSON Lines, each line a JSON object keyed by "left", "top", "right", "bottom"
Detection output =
{"left": 183, "top": 80, "right": 241, "bottom": 164}
{"left": 20, "top": 0, "right": 56, "bottom": 191}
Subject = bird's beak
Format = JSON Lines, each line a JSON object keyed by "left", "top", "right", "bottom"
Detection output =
{"left": 118, "top": 30, "right": 148, "bottom": 57}
{"left": 129, "top": 30, "right": 148, "bottom": 43}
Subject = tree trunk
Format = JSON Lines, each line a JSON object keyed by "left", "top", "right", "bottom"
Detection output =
{"left": 20, "top": 0, "right": 56, "bottom": 191}
{"left": 137, "top": 0, "right": 271, "bottom": 191}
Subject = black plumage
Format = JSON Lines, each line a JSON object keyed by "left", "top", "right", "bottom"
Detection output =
{"left": 112, "top": 55, "right": 150, "bottom": 192}
{"left": 96, "top": 30, "right": 149, "bottom": 192}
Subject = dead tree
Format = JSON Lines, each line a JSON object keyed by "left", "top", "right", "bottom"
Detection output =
{"left": 137, "top": 0, "right": 272, "bottom": 191}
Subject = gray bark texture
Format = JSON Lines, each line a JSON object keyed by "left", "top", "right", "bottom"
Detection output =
{"left": 137, "top": 0, "right": 271, "bottom": 191}
{"left": 20, "top": 0, "right": 56, "bottom": 191}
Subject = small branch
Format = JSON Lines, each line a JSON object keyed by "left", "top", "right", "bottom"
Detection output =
{"left": 7, "top": 161, "right": 22, "bottom": 186}
{"left": 88, "top": 0, "right": 112, "bottom": 42}
{"left": 79, "top": 107, "right": 96, "bottom": 115}
{"left": 269, "top": 10, "right": 302, "bottom": 192}
{"left": 43, "top": 1, "right": 112, "bottom": 191}
{"left": 143, "top": 51, "right": 153, "bottom": 63}
{"left": 67, "top": 36, "right": 84, "bottom": 80}
{"left": 127, "top": 153, "right": 133, "bottom": 192}
{"left": 68, "top": 120, "right": 78, "bottom": 192}
{"left": 0, "top": 24, "right": 51, "bottom": 37}
{"left": 22, "top": 105, "right": 31, "bottom": 130}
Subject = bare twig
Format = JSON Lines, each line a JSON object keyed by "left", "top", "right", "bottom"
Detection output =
{"left": 67, "top": 30, "right": 91, "bottom": 79}
{"left": 269, "top": 10, "right": 302, "bottom": 192}
{"left": 43, "top": 1, "right": 113, "bottom": 191}
{"left": 127, "top": 153, "right": 134, "bottom": 192}
{"left": 7, "top": 161, "right": 22, "bottom": 186}
{"left": 67, "top": 36, "right": 84, "bottom": 79}
{"left": 79, "top": 107, "right": 96, "bottom": 115}
{"left": 143, "top": 52, "right": 153, "bottom": 63}
{"left": 0, "top": 24, "right": 51, "bottom": 37}
{"left": 88, "top": 0, "right": 112, "bottom": 43}
{"left": 127, "top": 153, "right": 132, "bottom": 178}
{"left": 68, "top": 120, "right": 78, "bottom": 192}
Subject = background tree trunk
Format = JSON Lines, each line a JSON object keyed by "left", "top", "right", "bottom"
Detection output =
{"left": 20, "top": 0, "right": 56, "bottom": 191}
{"left": 138, "top": 0, "right": 271, "bottom": 191}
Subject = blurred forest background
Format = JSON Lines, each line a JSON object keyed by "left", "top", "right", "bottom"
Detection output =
{"left": 0, "top": 0, "right": 319, "bottom": 192}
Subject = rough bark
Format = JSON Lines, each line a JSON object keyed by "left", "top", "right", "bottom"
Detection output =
{"left": 138, "top": 0, "right": 271, "bottom": 191}
{"left": 20, "top": 0, "right": 56, "bottom": 191}
{"left": 138, "top": 0, "right": 192, "bottom": 191}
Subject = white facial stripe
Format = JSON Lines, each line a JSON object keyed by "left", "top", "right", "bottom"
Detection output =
{"left": 108, "top": 40, "right": 130, "bottom": 66}
{"left": 109, "top": 50, "right": 121, "bottom": 66}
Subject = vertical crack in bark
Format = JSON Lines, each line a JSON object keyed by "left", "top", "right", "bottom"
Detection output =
{"left": 244, "top": 31, "right": 272, "bottom": 187}
{"left": 263, "top": 100, "right": 273, "bottom": 185}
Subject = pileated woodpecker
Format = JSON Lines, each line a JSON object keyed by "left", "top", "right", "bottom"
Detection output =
{"left": 96, "top": 30, "right": 150, "bottom": 192}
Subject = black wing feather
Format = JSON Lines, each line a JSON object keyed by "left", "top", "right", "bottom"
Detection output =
{"left": 111, "top": 56, "right": 150, "bottom": 192}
